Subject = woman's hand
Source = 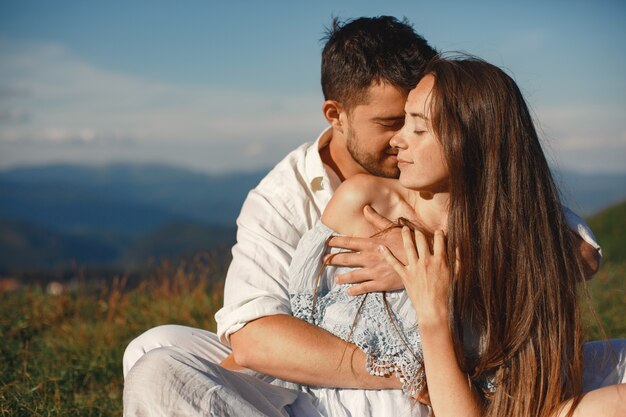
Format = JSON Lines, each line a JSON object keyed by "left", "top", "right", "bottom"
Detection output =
{"left": 382, "top": 229, "right": 482, "bottom": 417}
{"left": 380, "top": 227, "right": 451, "bottom": 328}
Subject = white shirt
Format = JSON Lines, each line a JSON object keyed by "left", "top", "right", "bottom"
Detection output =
{"left": 215, "top": 127, "right": 601, "bottom": 345}
{"left": 216, "top": 128, "right": 340, "bottom": 343}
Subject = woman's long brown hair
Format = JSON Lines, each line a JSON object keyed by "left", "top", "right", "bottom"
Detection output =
{"left": 425, "top": 56, "right": 584, "bottom": 417}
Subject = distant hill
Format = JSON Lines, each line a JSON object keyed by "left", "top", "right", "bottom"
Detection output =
{"left": 120, "top": 221, "right": 236, "bottom": 269}
{"left": 0, "top": 219, "right": 119, "bottom": 273}
{"left": 0, "top": 218, "right": 236, "bottom": 274}
{"left": 554, "top": 170, "right": 626, "bottom": 215}
{"left": 587, "top": 200, "right": 626, "bottom": 264}
{"left": 0, "top": 163, "right": 624, "bottom": 275}
{"left": 0, "top": 163, "right": 263, "bottom": 274}
{"left": 0, "top": 163, "right": 266, "bottom": 232}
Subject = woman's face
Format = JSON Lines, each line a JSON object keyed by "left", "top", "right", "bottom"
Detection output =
{"left": 390, "top": 75, "right": 449, "bottom": 193}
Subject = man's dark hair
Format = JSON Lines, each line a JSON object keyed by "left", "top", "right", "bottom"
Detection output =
{"left": 321, "top": 16, "right": 437, "bottom": 109}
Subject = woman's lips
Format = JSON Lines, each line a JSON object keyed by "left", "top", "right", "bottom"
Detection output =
{"left": 397, "top": 158, "right": 412, "bottom": 167}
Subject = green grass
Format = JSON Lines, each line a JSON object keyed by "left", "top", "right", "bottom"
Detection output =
{"left": 1, "top": 201, "right": 625, "bottom": 416}
{"left": 582, "top": 200, "right": 626, "bottom": 340}
{"left": 583, "top": 261, "right": 626, "bottom": 339}
{"left": 0, "top": 254, "right": 226, "bottom": 416}
{"left": 588, "top": 200, "right": 626, "bottom": 264}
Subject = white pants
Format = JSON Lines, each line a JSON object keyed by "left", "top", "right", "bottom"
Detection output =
{"left": 124, "top": 346, "right": 321, "bottom": 417}
{"left": 123, "top": 325, "right": 626, "bottom": 416}
{"left": 123, "top": 325, "right": 430, "bottom": 417}
{"left": 123, "top": 324, "right": 230, "bottom": 378}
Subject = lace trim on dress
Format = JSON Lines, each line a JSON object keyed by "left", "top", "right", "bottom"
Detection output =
{"left": 291, "top": 290, "right": 426, "bottom": 396}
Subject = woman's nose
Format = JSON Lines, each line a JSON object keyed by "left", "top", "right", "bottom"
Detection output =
{"left": 389, "top": 130, "right": 407, "bottom": 149}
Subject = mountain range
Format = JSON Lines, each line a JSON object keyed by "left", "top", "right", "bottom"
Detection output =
{"left": 0, "top": 164, "right": 265, "bottom": 274}
{"left": 1, "top": 163, "right": 624, "bottom": 275}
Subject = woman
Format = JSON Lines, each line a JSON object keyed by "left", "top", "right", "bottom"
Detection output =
{"left": 289, "top": 56, "right": 624, "bottom": 416}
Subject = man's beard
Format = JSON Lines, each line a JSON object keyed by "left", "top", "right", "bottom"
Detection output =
{"left": 346, "top": 131, "right": 399, "bottom": 179}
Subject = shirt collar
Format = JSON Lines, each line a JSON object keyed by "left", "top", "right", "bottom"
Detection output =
{"left": 304, "top": 127, "right": 337, "bottom": 207}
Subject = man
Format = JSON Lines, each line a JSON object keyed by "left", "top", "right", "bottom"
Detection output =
{"left": 124, "top": 15, "right": 439, "bottom": 382}
{"left": 123, "top": 16, "right": 604, "bottom": 415}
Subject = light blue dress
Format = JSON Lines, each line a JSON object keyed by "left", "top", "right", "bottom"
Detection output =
{"left": 289, "top": 221, "right": 426, "bottom": 396}
{"left": 286, "top": 221, "right": 431, "bottom": 417}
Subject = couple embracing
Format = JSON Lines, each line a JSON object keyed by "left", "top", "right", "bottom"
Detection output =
{"left": 124, "top": 16, "right": 626, "bottom": 417}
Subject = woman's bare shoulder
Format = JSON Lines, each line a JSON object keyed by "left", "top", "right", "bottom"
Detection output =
{"left": 332, "top": 173, "right": 394, "bottom": 207}
{"left": 322, "top": 174, "right": 401, "bottom": 236}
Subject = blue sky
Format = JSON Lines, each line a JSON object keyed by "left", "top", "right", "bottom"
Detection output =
{"left": 1, "top": 0, "right": 625, "bottom": 173}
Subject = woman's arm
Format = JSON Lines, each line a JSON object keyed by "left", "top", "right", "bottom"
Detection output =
{"left": 419, "top": 318, "right": 482, "bottom": 416}
{"left": 383, "top": 227, "right": 483, "bottom": 416}
{"left": 554, "top": 384, "right": 626, "bottom": 417}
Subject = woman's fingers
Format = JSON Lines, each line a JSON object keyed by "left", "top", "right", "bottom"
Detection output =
{"left": 382, "top": 227, "right": 452, "bottom": 292}
{"left": 433, "top": 230, "right": 445, "bottom": 257}
{"left": 402, "top": 226, "right": 419, "bottom": 266}
{"left": 414, "top": 229, "right": 430, "bottom": 259}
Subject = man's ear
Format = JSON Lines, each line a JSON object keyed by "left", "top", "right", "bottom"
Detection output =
{"left": 322, "top": 100, "right": 346, "bottom": 134}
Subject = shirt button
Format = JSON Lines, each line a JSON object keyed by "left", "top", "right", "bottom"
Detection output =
{"left": 311, "top": 176, "right": 324, "bottom": 192}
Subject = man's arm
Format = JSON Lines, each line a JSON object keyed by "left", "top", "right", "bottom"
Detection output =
{"left": 576, "top": 234, "right": 601, "bottom": 279}
{"left": 563, "top": 206, "right": 602, "bottom": 279}
{"left": 327, "top": 205, "right": 602, "bottom": 292}
{"left": 216, "top": 180, "right": 400, "bottom": 388}
{"left": 230, "top": 315, "right": 400, "bottom": 389}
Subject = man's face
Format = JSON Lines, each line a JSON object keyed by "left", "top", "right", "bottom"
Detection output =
{"left": 343, "top": 82, "right": 408, "bottom": 178}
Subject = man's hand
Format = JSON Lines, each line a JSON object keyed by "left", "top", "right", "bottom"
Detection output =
{"left": 326, "top": 205, "right": 407, "bottom": 295}
{"left": 575, "top": 234, "right": 601, "bottom": 279}
{"left": 220, "top": 353, "right": 247, "bottom": 371}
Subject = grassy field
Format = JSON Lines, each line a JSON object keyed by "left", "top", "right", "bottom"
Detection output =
{"left": 1, "top": 202, "right": 625, "bottom": 416}
{"left": 583, "top": 200, "right": 626, "bottom": 339}
{"left": 0, "top": 254, "right": 227, "bottom": 416}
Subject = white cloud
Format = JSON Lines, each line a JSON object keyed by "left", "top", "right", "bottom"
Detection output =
{"left": 0, "top": 108, "right": 30, "bottom": 123}
{"left": 535, "top": 103, "right": 626, "bottom": 172}
{"left": 0, "top": 38, "right": 325, "bottom": 171}
{"left": 1, "top": 38, "right": 624, "bottom": 173}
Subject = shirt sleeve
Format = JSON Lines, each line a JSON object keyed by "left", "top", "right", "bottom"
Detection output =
{"left": 215, "top": 188, "right": 304, "bottom": 345}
